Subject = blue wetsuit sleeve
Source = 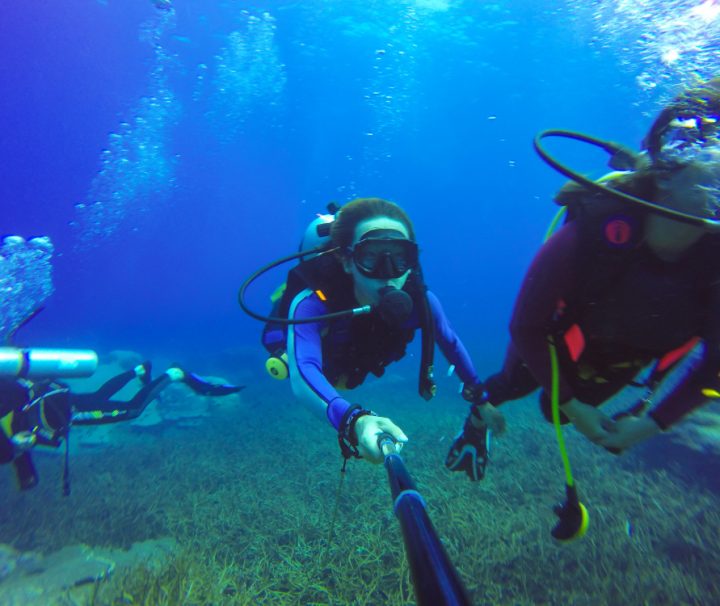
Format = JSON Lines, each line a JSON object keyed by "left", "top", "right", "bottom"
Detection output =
{"left": 289, "top": 292, "right": 353, "bottom": 430}
{"left": 427, "top": 291, "right": 481, "bottom": 386}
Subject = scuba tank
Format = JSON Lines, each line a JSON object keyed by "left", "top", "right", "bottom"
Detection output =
{"left": 263, "top": 205, "right": 338, "bottom": 380}
{"left": 300, "top": 212, "right": 336, "bottom": 259}
{"left": 0, "top": 348, "right": 98, "bottom": 379}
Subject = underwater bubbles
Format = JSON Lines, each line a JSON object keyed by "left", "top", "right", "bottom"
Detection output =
{"left": 0, "top": 236, "right": 55, "bottom": 342}
{"left": 205, "top": 11, "right": 286, "bottom": 142}
{"left": 362, "top": 5, "right": 420, "bottom": 165}
{"left": 75, "top": 6, "right": 181, "bottom": 248}
{"left": 571, "top": 0, "right": 720, "bottom": 103}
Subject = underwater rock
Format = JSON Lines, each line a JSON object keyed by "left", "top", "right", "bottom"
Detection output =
{"left": 0, "top": 544, "right": 42, "bottom": 583}
{"left": 106, "top": 349, "right": 145, "bottom": 370}
{"left": 158, "top": 383, "right": 213, "bottom": 421}
{"left": 0, "top": 538, "right": 176, "bottom": 605}
{"left": 130, "top": 377, "right": 242, "bottom": 428}
{"left": 129, "top": 400, "right": 164, "bottom": 427}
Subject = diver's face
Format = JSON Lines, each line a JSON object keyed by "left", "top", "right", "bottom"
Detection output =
{"left": 657, "top": 148, "right": 720, "bottom": 215}
{"left": 644, "top": 213, "right": 704, "bottom": 260}
{"left": 647, "top": 150, "right": 720, "bottom": 259}
{"left": 343, "top": 216, "right": 413, "bottom": 306}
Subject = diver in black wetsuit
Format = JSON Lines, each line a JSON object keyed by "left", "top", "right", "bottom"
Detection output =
{"left": 446, "top": 76, "right": 720, "bottom": 480}
{"left": 1, "top": 362, "right": 243, "bottom": 491}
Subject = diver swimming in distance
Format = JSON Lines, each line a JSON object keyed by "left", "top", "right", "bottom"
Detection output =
{"left": 1, "top": 355, "right": 244, "bottom": 493}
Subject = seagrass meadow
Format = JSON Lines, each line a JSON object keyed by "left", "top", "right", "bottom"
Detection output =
{"left": 1, "top": 371, "right": 719, "bottom": 606}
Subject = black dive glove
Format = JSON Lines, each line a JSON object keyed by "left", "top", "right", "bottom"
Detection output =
{"left": 445, "top": 411, "right": 491, "bottom": 481}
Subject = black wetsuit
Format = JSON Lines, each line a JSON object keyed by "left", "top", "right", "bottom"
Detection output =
{"left": 484, "top": 218, "right": 720, "bottom": 430}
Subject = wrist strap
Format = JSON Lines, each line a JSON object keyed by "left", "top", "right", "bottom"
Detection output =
{"left": 462, "top": 383, "right": 490, "bottom": 424}
{"left": 338, "top": 405, "right": 375, "bottom": 460}
{"left": 462, "top": 382, "right": 488, "bottom": 405}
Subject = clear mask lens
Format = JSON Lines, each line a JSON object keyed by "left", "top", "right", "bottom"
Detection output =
{"left": 352, "top": 239, "right": 418, "bottom": 279}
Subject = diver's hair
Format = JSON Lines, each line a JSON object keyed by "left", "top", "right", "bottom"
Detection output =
{"left": 556, "top": 78, "right": 720, "bottom": 219}
{"left": 330, "top": 198, "right": 416, "bottom": 249}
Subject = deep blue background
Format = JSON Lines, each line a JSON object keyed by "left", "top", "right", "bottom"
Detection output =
{"left": 0, "top": 1, "right": 680, "bottom": 372}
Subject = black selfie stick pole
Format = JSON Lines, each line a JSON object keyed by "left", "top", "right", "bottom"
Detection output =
{"left": 378, "top": 433, "right": 472, "bottom": 606}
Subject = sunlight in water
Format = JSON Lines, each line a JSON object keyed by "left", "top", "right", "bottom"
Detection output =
{"left": 413, "top": 0, "right": 451, "bottom": 11}
{"left": 690, "top": 0, "right": 720, "bottom": 23}
{"left": 568, "top": 0, "right": 720, "bottom": 102}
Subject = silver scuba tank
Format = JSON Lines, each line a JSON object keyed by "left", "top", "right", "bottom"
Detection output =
{"left": 0, "top": 348, "right": 98, "bottom": 379}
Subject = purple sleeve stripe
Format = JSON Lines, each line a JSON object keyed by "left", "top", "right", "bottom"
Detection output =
{"left": 289, "top": 292, "right": 352, "bottom": 429}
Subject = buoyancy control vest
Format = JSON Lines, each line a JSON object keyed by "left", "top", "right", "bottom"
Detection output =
{"left": 0, "top": 378, "right": 70, "bottom": 491}
{"left": 553, "top": 173, "right": 720, "bottom": 356}
{"left": 261, "top": 252, "right": 437, "bottom": 398}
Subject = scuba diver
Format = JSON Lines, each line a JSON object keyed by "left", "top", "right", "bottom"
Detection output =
{"left": 1, "top": 357, "right": 244, "bottom": 492}
{"left": 241, "top": 197, "right": 504, "bottom": 468}
{"left": 447, "top": 77, "right": 720, "bottom": 481}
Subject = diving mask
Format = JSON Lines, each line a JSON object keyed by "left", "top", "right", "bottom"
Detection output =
{"left": 653, "top": 114, "right": 720, "bottom": 168}
{"left": 350, "top": 229, "right": 418, "bottom": 280}
{"left": 644, "top": 80, "right": 720, "bottom": 164}
{"left": 651, "top": 115, "right": 720, "bottom": 220}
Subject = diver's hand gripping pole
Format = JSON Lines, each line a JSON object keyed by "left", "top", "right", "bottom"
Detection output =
{"left": 377, "top": 433, "right": 472, "bottom": 606}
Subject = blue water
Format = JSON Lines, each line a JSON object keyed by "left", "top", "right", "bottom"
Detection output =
{"left": 9, "top": 0, "right": 716, "bottom": 360}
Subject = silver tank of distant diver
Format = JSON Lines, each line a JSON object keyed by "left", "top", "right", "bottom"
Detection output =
{"left": 0, "top": 348, "right": 98, "bottom": 378}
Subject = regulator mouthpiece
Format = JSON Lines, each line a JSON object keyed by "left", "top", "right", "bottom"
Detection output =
{"left": 377, "top": 287, "right": 413, "bottom": 327}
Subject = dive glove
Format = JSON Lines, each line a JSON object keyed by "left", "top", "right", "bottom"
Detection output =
{"left": 445, "top": 413, "right": 491, "bottom": 481}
